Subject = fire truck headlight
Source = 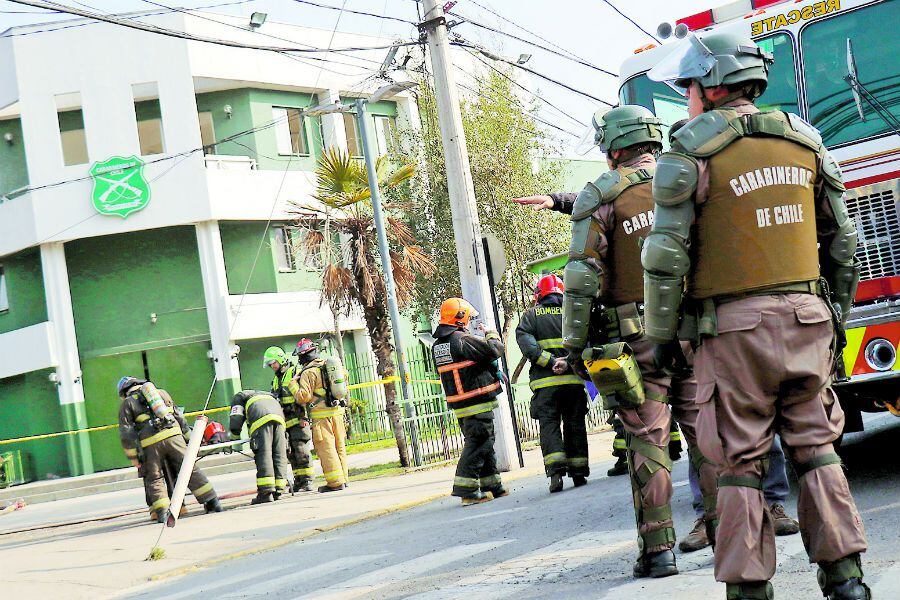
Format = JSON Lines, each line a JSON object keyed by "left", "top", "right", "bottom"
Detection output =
{"left": 864, "top": 338, "right": 896, "bottom": 372}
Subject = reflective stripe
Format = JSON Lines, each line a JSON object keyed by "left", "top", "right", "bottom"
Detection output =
{"left": 323, "top": 469, "right": 343, "bottom": 483}
{"left": 257, "top": 476, "right": 275, "bottom": 487}
{"left": 568, "top": 456, "right": 589, "bottom": 467}
{"left": 479, "top": 474, "right": 501, "bottom": 487}
{"left": 453, "top": 400, "right": 498, "bottom": 418}
{"left": 275, "top": 478, "right": 287, "bottom": 489}
{"left": 536, "top": 351, "right": 553, "bottom": 368}
{"left": 437, "top": 360, "right": 476, "bottom": 373}
{"left": 529, "top": 374, "right": 583, "bottom": 391}
{"left": 613, "top": 439, "right": 627, "bottom": 450}
{"left": 446, "top": 381, "right": 500, "bottom": 404}
{"left": 285, "top": 418, "right": 300, "bottom": 429}
{"left": 249, "top": 413, "right": 285, "bottom": 436}
{"left": 246, "top": 394, "right": 272, "bottom": 412}
{"left": 311, "top": 406, "right": 343, "bottom": 419}
{"left": 140, "top": 426, "right": 181, "bottom": 448}
{"left": 149, "top": 497, "right": 170, "bottom": 511}
{"left": 670, "top": 430, "right": 682, "bottom": 441}
{"left": 543, "top": 451, "right": 567, "bottom": 465}
{"left": 453, "top": 476, "right": 479, "bottom": 489}
{"left": 293, "top": 467, "right": 314, "bottom": 476}
{"left": 135, "top": 414, "right": 150, "bottom": 423}
{"left": 192, "top": 482, "right": 214, "bottom": 499}
{"left": 538, "top": 338, "right": 565, "bottom": 349}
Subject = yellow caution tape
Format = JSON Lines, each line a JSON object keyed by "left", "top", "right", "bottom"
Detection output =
{"left": 347, "top": 376, "right": 441, "bottom": 390}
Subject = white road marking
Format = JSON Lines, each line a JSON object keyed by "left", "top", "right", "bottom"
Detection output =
{"left": 293, "top": 540, "right": 512, "bottom": 600}
{"left": 450, "top": 507, "right": 528, "bottom": 523}
{"left": 405, "top": 530, "right": 633, "bottom": 599}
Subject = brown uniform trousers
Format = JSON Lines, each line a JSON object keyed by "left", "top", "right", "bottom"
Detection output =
{"left": 312, "top": 408, "right": 349, "bottom": 488}
{"left": 617, "top": 336, "right": 719, "bottom": 553}
{"left": 143, "top": 432, "right": 216, "bottom": 514}
{"left": 695, "top": 294, "right": 867, "bottom": 582}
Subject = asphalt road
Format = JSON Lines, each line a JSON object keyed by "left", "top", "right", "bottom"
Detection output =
{"left": 126, "top": 414, "right": 900, "bottom": 600}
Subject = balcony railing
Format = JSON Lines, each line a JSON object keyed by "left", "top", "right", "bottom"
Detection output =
{"left": 204, "top": 154, "right": 257, "bottom": 170}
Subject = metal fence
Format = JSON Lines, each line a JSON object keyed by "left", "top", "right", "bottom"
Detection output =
{"left": 343, "top": 344, "right": 612, "bottom": 467}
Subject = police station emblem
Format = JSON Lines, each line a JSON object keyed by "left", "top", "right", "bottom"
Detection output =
{"left": 89, "top": 155, "right": 151, "bottom": 218}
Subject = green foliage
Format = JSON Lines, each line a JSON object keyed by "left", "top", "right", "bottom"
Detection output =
{"left": 398, "top": 68, "right": 571, "bottom": 328}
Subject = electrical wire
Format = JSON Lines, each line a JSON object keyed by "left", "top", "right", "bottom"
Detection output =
{"left": 447, "top": 8, "right": 617, "bottom": 78}
{"left": 600, "top": 0, "right": 660, "bottom": 44}
{"left": 289, "top": 0, "right": 418, "bottom": 26}
{"left": 312, "top": 0, "right": 350, "bottom": 88}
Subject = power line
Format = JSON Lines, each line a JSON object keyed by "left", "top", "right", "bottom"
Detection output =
{"left": 312, "top": 0, "right": 350, "bottom": 88}
{"left": 447, "top": 8, "right": 617, "bottom": 78}
{"left": 6, "top": 0, "right": 418, "bottom": 55}
{"left": 290, "top": 0, "right": 418, "bottom": 26}
{"left": 455, "top": 40, "right": 615, "bottom": 107}
{"left": 600, "top": 0, "right": 660, "bottom": 44}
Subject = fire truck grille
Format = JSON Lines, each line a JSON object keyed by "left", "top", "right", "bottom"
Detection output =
{"left": 846, "top": 187, "right": 900, "bottom": 282}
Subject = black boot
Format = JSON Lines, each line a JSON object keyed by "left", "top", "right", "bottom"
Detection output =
{"left": 819, "top": 554, "right": 870, "bottom": 600}
{"left": 155, "top": 509, "right": 168, "bottom": 524}
{"left": 607, "top": 456, "right": 628, "bottom": 476}
{"left": 633, "top": 549, "right": 678, "bottom": 579}
{"left": 572, "top": 475, "right": 588, "bottom": 487}
{"left": 318, "top": 484, "right": 345, "bottom": 493}
{"left": 293, "top": 479, "right": 312, "bottom": 493}
{"left": 460, "top": 491, "right": 492, "bottom": 506}
{"left": 485, "top": 486, "right": 509, "bottom": 498}
{"left": 824, "top": 579, "right": 870, "bottom": 600}
{"left": 203, "top": 498, "right": 223, "bottom": 513}
{"left": 549, "top": 473, "right": 564, "bottom": 493}
{"left": 250, "top": 492, "right": 273, "bottom": 505}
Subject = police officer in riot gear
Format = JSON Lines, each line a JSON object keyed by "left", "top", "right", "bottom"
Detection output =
{"left": 516, "top": 274, "right": 589, "bottom": 493}
{"left": 644, "top": 31, "right": 868, "bottom": 600}
{"left": 561, "top": 105, "right": 719, "bottom": 579}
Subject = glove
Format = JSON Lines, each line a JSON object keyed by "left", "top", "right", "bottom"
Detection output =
{"left": 229, "top": 432, "right": 240, "bottom": 441}
{"left": 652, "top": 341, "right": 689, "bottom": 376}
{"left": 567, "top": 351, "right": 590, "bottom": 381}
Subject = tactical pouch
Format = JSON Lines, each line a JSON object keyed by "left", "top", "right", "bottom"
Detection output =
{"left": 698, "top": 298, "right": 718, "bottom": 338}
{"left": 582, "top": 343, "right": 645, "bottom": 408}
{"left": 604, "top": 303, "right": 644, "bottom": 341}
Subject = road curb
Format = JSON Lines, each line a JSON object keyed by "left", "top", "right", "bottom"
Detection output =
{"left": 146, "top": 463, "right": 545, "bottom": 584}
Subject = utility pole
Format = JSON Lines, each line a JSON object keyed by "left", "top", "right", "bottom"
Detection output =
{"left": 419, "top": 0, "right": 519, "bottom": 472}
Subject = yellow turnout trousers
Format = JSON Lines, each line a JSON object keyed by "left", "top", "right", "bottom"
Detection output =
{"left": 311, "top": 407, "right": 348, "bottom": 488}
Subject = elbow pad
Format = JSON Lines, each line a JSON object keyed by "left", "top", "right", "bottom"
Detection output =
{"left": 562, "top": 260, "right": 599, "bottom": 352}
{"left": 828, "top": 263, "right": 860, "bottom": 324}
{"left": 641, "top": 231, "right": 691, "bottom": 277}
{"left": 643, "top": 272, "right": 685, "bottom": 343}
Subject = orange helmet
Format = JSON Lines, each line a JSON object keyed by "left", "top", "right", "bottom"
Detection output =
{"left": 534, "top": 273, "right": 565, "bottom": 303}
{"left": 439, "top": 297, "right": 479, "bottom": 328}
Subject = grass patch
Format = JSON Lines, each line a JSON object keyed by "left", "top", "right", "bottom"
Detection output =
{"left": 146, "top": 547, "right": 166, "bottom": 561}
{"left": 348, "top": 461, "right": 404, "bottom": 482}
{"left": 346, "top": 437, "right": 397, "bottom": 455}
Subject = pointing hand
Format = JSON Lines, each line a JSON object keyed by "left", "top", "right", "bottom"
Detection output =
{"left": 512, "top": 195, "right": 553, "bottom": 212}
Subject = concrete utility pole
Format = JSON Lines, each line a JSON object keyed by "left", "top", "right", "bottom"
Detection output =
{"left": 419, "top": 0, "right": 519, "bottom": 472}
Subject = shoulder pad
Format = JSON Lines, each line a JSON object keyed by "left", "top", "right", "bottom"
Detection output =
{"left": 571, "top": 179, "right": 602, "bottom": 220}
{"left": 652, "top": 153, "right": 699, "bottom": 206}
{"left": 785, "top": 112, "right": 823, "bottom": 149}
{"left": 671, "top": 110, "right": 740, "bottom": 157}
{"left": 819, "top": 148, "right": 846, "bottom": 192}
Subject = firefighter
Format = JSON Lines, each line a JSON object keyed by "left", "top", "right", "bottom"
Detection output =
{"left": 290, "top": 340, "right": 349, "bottom": 492}
{"left": 560, "top": 104, "right": 720, "bottom": 579}
{"left": 432, "top": 298, "right": 510, "bottom": 505}
{"left": 643, "top": 31, "right": 868, "bottom": 599}
{"left": 516, "top": 273, "right": 589, "bottom": 493}
{"left": 229, "top": 390, "right": 290, "bottom": 504}
{"left": 264, "top": 346, "right": 314, "bottom": 492}
{"left": 117, "top": 377, "right": 221, "bottom": 523}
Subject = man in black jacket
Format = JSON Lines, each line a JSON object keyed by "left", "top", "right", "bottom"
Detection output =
{"left": 516, "top": 274, "right": 589, "bottom": 493}
{"left": 433, "top": 297, "right": 510, "bottom": 506}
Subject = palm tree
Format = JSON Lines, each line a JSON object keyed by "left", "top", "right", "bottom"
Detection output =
{"left": 293, "top": 147, "right": 435, "bottom": 468}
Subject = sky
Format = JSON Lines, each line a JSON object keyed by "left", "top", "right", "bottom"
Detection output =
{"left": 0, "top": 0, "right": 715, "bottom": 156}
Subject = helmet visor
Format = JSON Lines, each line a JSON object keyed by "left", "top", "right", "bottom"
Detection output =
{"left": 648, "top": 35, "right": 715, "bottom": 88}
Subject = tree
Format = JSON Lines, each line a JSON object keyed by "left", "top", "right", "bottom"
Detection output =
{"left": 292, "top": 148, "right": 435, "bottom": 468}
{"left": 400, "top": 69, "right": 571, "bottom": 340}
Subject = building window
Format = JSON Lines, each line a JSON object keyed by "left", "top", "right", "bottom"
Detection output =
{"left": 198, "top": 111, "right": 216, "bottom": 155}
{"left": 132, "top": 83, "right": 165, "bottom": 156}
{"left": 296, "top": 228, "right": 325, "bottom": 271}
{"left": 273, "top": 107, "right": 309, "bottom": 155}
{"left": 342, "top": 113, "right": 362, "bottom": 157}
{"left": 374, "top": 116, "right": 397, "bottom": 155}
{"left": 0, "top": 266, "right": 8, "bottom": 313}
{"left": 56, "top": 91, "right": 90, "bottom": 166}
{"left": 274, "top": 227, "right": 296, "bottom": 271}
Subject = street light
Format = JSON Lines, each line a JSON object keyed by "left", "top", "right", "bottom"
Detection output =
{"left": 303, "top": 82, "right": 424, "bottom": 466}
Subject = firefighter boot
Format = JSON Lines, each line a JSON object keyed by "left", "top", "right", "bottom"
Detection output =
{"left": 250, "top": 492, "right": 273, "bottom": 505}
{"left": 318, "top": 484, "right": 346, "bottom": 493}
{"left": 204, "top": 498, "right": 223, "bottom": 513}
{"left": 607, "top": 455, "right": 628, "bottom": 477}
{"left": 549, "top": 473, "right": 564, "bottom": 493}
{"left": 725, "top": 581, "right": 774, "bottom": 600}
{"left": 293, "top": 478, "right": 312, "bottom": 493}
{"left": 572, "top": 475, "right": 588, "bottom": 487}
{"left": 155, "top": 509, "right": 169, "bottom": 524}
{"left": 486, "top": 486, "right": 509, "bottom": 499}
{"left": 633, "top": 549, "right": 678, "bottom": 579}
{"left": 460, "top": 491, "right": 492, "bottom": 506}
{"left": 818, "top": 555, "right": 871, "bottom": 600}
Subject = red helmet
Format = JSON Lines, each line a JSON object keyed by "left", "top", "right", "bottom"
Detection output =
{"left": 534, "top": 274, "right": 564, "bottom": 303}
{"left": 202, "top": 421, "right": 226, "bottom": 444}
{"left": 294, "top": 338, "right": 316, "bottom": 356}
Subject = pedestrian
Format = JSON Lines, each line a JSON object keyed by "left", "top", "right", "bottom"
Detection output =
{"left": 117, "top": 377, "right": 221, "bottom": 523}
{"left": 559, "top": 104, "right": 719, "bottom": 578}
{"left": 516, "top": 273, "right": 589, "bottom": 493}
{"left": 291, "top": 340, "right": 349, "bottom": 493}
{"left": 643, "top": 31, "right": 868, "bottom": 599}
{"left": 229, "top": 390, "right": 290, "bottom": 504}
{"left": 432, "top": 298, "right": 509, "bottom": 506}
{"left": 264, "top": 346, "right": 314, "bottom": 492}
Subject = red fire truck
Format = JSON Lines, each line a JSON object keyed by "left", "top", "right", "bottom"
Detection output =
{"left": 618, "top": 0, "right": 900, "bottom": 432}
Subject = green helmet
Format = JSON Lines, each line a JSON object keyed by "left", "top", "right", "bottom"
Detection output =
{"left": 648, "top": 32, "right": 773, "bottom": 96}
{"left": 592, "top": 105, "right": 663, "bottom": 153}
{"left": 262, "top": 346, "right": 287, "bottom": 368}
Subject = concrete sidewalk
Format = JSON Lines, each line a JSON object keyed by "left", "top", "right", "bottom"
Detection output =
{"left": 0, "top": 431, "right": 616, "bottom": 600}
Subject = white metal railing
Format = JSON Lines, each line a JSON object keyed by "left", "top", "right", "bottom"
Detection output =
{"left": 203, "top": 154, "right": 257, "bottom": 171}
